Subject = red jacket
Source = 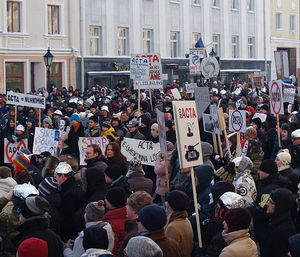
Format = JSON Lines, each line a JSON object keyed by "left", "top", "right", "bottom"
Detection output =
{"left": 103, "top": 206, "right": 127, "bottom": 256}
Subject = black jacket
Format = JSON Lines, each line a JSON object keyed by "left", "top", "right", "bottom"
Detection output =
{"left": 64, "top": 124, "right": 85, "bottom": 159}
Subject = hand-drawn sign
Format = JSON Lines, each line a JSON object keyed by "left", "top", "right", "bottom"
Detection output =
{"left": 269, "top": 81, "right": 284, "bottom": 115}
{"left": 229, "top": 110, "right": 246, "bottom": 133}
{"left": 200, "top": 57, "right": 220, "bottom": 79}
{"left": 4, "top": 139, "right": 28, "bottom": 163}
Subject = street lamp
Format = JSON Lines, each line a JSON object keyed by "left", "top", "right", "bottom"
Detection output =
{"left": 44, "top": 47, "right": 53, "bottom": 92}
{"left": 209, "top": 47, "right": 217, "bottom": 58}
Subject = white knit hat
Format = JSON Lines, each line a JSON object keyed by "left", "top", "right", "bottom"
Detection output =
{"left": 276, "top": 149, "right": 291, "bottom": 166}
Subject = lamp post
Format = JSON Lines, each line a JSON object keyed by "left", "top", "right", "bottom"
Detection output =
{"left": 209, "top": 47, "right": 217, "bottom": 58}
{"left": 43, "top": 47, "right": 53, "bottom": 92}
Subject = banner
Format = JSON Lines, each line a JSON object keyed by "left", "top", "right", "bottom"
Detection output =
{"left": 130, "top": 55, "right": 150, "bottom": 81}
{"left": 6, "top": 91, "right": 46, "bottom": 109}
{"left": 78, "top": 137, "right": 109, "bottom": 165}
{"left": 121, "top": 138, "right": 160, "bottom": 166}
{"left": 133, "top": 80, "right": 163, "bottom": 90}
{"left": 32, "top": 128, "right": 61, "bottom": 155}
{"left": 194, "top": 87, "right": 210, "bottom": 116}
{"left": 4, "top": 139, "right": 28, "bottom": 163}
{"left": 156, "top": 109, "right": 167, "bottom": 156}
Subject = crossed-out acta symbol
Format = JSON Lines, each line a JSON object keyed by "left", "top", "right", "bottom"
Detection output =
{"left": 231, "top": 110, "right": 243, "bottom": 132}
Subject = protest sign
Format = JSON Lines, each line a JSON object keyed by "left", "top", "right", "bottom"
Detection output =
{"left": 133, "top": 80, "right": 163, "bottom": 90}
{"left": 171, "top": 88, "right": 182, "bottom": 100}
{"left": 283, "top": 85, "right": 295, "bottom": 104}
{"left": 252, "top": 75, "right": 264, "bottom": 88}
{"left": 189, "top": 49, "right": 203, "bottom": 75}
{"left": 229, "top": 110, "right": 246, "bottom": 133}
{"left": 194, "top": 87, "right": 210, "bottom": 116}
{"left": 200, "top": 57, "right": 220, "bottom": 79}
{"left": 4, "top": 139, "right": 28, "bottom": 163}
{"left": 203, "top": 114, "right": 215, "bottom": 133}
{"left": 78, "top": 137, "right": 109, "bottom": 165}
{"left": 121, "top": 138, "right": 160, "bottom": 166}
{"left": 156, "top": 109, "right": 167, "bottom": 156}
{"left": 6, "top": 91, "right": 46, "bottom": 109}
{"left": 130, "top": 55, "right": 150, "bottom": 81}
{"left": 185, "top": 83, "right": 197, "bottom": 94}
{"left": 269, "top": 80, "right": 284, "bottom": 115}
{"left": 32, "top": 128, "right": 61, "bottom": 155}
{"left": 210, "top": 105, "right": 221, "bottom": 135}
{"left": 252, "top": 113, "right": 267, "bottom": 123}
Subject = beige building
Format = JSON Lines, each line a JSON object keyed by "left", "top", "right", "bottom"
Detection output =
{"left": 270, "top": 0, "right": 300, "bottom": 80}
{"left": 0, "top": 0, "right": 80, "bottom": 93}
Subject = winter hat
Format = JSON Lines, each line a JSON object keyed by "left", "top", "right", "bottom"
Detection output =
{"left": 12, "top": 152, "right": 31, "bottom": 174}
{"left": 195, "top": 165, "right": 214, "bottom": 189}
{"left": 19, "top": 195, "right": 50, "bottom": 219}
{"left": 166, "top": 190, "right": 190, "bottom": 211}
{"left": 138, "top": 205, "right": 167, "bottom": 231}
{"left": 224, "top": 208, "right": 252, "bottom": 233}
{"left": 276, "top": 149, "right": 291, "bottom": 166}
{"left": 151, "top": 123, "right": 158, "bottom": 131}
{"left": 16, "top": 124, "right": 25, "bottom": 132}
{"left": 102, "top": 121, "right": 111, "bottom": 129}
{"left": 82, "top": 226, "right": 109, "bottom": 251}
{"left": 201, "top": 142, "right": 213, "bottom": 157}
{"left": 70, "top": 113, "right": 80, "bottom": 122}
{"left": 270, "top": 188, "right": 295, "bottom": 215}
{"left": 166, "top": 141, "right": 175, "bottom": 152}
{"left": 54, "top": 162, "right": 73, "bottom": 175}
{"left": 219, "top": 192, "right": 245, "bottom": 210}
{"left": 105, "top": 164, "right": 123, "bottom": 180}
{"left": 288, "top": 234, "right": 300, "bottom": 257}
{"left": 245, "top": 126, "right": 257, "bottom": 139}
{"left": 18, "top": 237, "right": 48, "bottom": 257}
{"left": 88, "top": 115, "right": 98, "bottom": 123}
{"left": 127, "top": 119, "right": 140, "bottom": 128}
{"left": 127, "top": 159, "right": 145, "bottom": 176}
{"left": 251, "top": 117, "right": 262, "bottom": 129}
{"left": 101, "top": 105, "right": 109, "bottom": 112}
{"left": 0, "top": 177, "right": 17, "bottom": 197}
{"left": 211, "top": 181, "right": 235, "bottom": 204}
{"left": 281, "top": 123, "right": 291, "bottom": 133}
{"left": 126, "top": 236, "right": 163, "bottom": 257}
{"left": 140, "top": 114, "right": 151, "bottom": 127}
{"left": 105, "top": 187, "right": 127, "bottom": 208}
{"left": 42, "top": 117, "right": 53, "bottom": 126}
{"left": 259, "top": 159, "right": 278, "bottom": 175}
{"left": 85, "top": 200, "right": 106, "bottom": 221}
{"left": 53, "top": 109, "right": 63, "bottom": 116}
{"left": 38, "top": 177, "right": 58, "bottom": 197}
{"left": 234, "top": 156, "right": 253, "bottom": 173}
{"left": 291, "top": 129, "right": 300, "bottom": 139}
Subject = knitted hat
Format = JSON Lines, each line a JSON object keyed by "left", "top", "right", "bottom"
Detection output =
{"left": 127, "top": 159, "right": 145, "bottom": 176}
{"left": 291, "top": 129, "right": 300, "bottom": 139}
{"left": 139, "top": 114, "right": 151, "bottom": 127}
{"left": 102, "top": 121, "right": 111, "bottom": 129}
{"left": 235, "top": 156, "right": 253, "bottom": 173}
{"left": 138, "top": 205, "right": 167, "bottom": 231}
{"left": 151, "top": 123, "right": 158, "bottom": 131}
{"left": 126, "top": 236, "right": 163, "bottom": 257}
{"left": 201, "top": 142, "right": 213, "bottom": 157}
{"left": 288, "top": 234, "right": 300, "bottom": 257}
{"left": 105, "top": 187, "right": 127, "bottom": 208}
{"left": 270, "top": 188, "right": 295, "bottom": 215}
{"left": 101, "top": 105, "right": 109, "bottom": 112}
{"left": 166, "top": 141, "right": 175, "bottom": 152}
{"left": 219, "top": 192, "right": 245, "bottom": 209}
{"left": 89, "top": 115, "right": 98, "bottom": 123}
{"left": 166, "top": 190, "right": 190, "bottom": 211}
{"left": 16, "top": 124, "right": 25, "bottom": 132}
{"left": 195, "top": 165, "right": 214, "bottom": 189}
{"left": 70, "top": 113, "right": 80, "bottom": 122}
{"left": 224, "top": 208, "right": 252, "bottom": 233}
{"left": 82, "top": 226, "right": 109, "bottom": 251}
{"left": 19, "top": 196, "right": 50, "bottom": 219}
{"left": 211, "top": 181, "right": 235, "bottom": 203}
{"left": 12, "top": 152, "right": 31, "bottom": 174}
{"left": 18, "top": 237, "right": 48, "bottom": 257}
{"left": 38, "top": 177, "right": 58, "bottom": 197}
{"left": 53, "top": 109, "right": 63, "bottom": 116}
{"left": 276, "top": 149, "right": 291, "bottom": 166}
{"left": 259, "top": 159, "right": 278, "bottom": 175}
{"left": 245, "top": 126, "right": 257, "bottom": 139}
{"left": 85, "top": 200, "right": 106, "bottom": 221}
{"left": 43, "top": 117, "right": 53, "bottom": 126}
{"left": 105, "top": 164, "right": 123, "bottom": 180}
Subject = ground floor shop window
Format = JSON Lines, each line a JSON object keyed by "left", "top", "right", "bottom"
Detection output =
{"left": 5, "top": 62, "right": 24, "bottom": 92}
{"left": 49, "top": 62, "right": 62, "bottom": 89}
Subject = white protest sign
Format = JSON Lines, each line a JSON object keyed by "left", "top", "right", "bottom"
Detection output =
{"left": 156, "top": 109, "right": 167, "bottom": 156}
{"left": 229, "top": 110, "right": 246, "bottom": 133}
{"left": 171, "top": 88, "right": 182, "bottom": 100}
{"left": 4, "top": 139, "right": 28, "bottom": 163}
{"left": 186, "top": 83, "right": 197, "bottom": 94}
{"left": 6, "top": 91, "right": 46, "bottom": 109}
{"left": 252, "top": 75, "right": 264, "bottom": 88}
{"left": 189, "top": 49, "right": 203, "bottom": 75}
{"left": 210, "top": 105, "right": 222, "bottom": 135}
{"left": 203, "top": 114, "right": 215, "bottom": 133}
{"left": 130, "top": 55, "right": 150, "bottom": 81}
{"left": 121, "top": 138, "right": 160, "bottom": 166}
{"left": 78, "top": 137, "right": 109, "bottom": 165}
{"left": 269, "top": 80, "right": 284, "bottom": 115}
{"left": 252, "top": 113, "right": 267, "bottom": 123}
{"left": 194, "top": 87, "right": 210, "bottom": 116}
{"left": 200, "top": 57, "right": 220, "bottom": 79}
{"left": 133, "top": 80, "right": 163, "bottom": 90}
{"left": 283, "top": 85, "right": 295, "bottom": 104}
{"left": 172, "top": 101, "right": 203, "bottom": 168}
{"left": 32, "top": 128, "right": 61, "bottom": 155}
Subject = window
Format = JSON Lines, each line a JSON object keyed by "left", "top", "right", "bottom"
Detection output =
{"left": 143, "top": 29, "right": 153, "bottom": 53}
{"left": 192, "top": 0, "right": 200, "bottom": 6}
{"left": 170, "top": 31, "right": 180, "bottom": 57}
{"left": 90, "top": 26, "right": 101, "bottom": 56}
{"left": 7, "top": 1, "right": 21, "bottom": 32}
{"left": 49, "top": 63, "right": 63, "bottom": 89}
{"left": 212, "top": 0, "right": 220, "bottom": 7}
{"left": 232, "top": 0, "right": 239, "bottom": 10}
{"left": 48, "top": 5, "right": 60, "bottom": 34}
{"left": 276, "top": 13, "right": 282, "bottom": 30}
{"left": 117, "top": 27, "right": 129, "bottom": 56}
{"left": 192, "top": 32, "right": 201, "bottom": 47}
{"left": 212, "top": 34, "right": 220, "bottom": 56}
{"left": 5, "top": 62, "right": 24, "bottom": 91}
{"left": 248, "top": 37, "right": 255, "bottom": 58}
{"left": 290, "top": 15, "right": 296, "bottom": 31}
{"left": 232, "top": 35, "right": 239, "bottom": 58}
{"left": 170, "top": 0, "right": 180, "bottom": 3}
{"left": 247, "top": 0, "right": 254, "bottom": 12}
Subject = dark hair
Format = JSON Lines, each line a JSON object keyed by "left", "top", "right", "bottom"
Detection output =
{"left": 83, "top": 226, "right": 108, "bottom": 250}
{"left": 105, "top": 142, "right": 121, "bottom": 157}
{"left": 0, "top": 166, "right": 12, "bottom": 178}
{"left": 87, "top": 144, "right": 102, "bottom": 156}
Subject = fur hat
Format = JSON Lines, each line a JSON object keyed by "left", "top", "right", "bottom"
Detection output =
{"left": 85, "top": 200, "right": 106, "bottom": 221}
{"left": 276, "top": 149, "right": 291, "bottom": 166}
{"left": 224, "top": 208, "right": 252, "bottom": 233}
{"left": 105, "top": 187, "right": 127, "bottom": 208}
{"left": 126, "top": 236, "right": 163, "bottom": 257}
{"left": 127, "top": 159, "right": 145, "bottom": 177}
{"left": 138, "top": 205, "right": 167, "bottom": 231}
{"left": 18, "top": 237, "right": 48, "bottom": 257}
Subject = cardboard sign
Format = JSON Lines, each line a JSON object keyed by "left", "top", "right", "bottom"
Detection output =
{"left": 121, "top": 138, "right": 160, "bottom": 166}
{"left": 156, "top": 109, "right": 167, "bottom": 156}
{"left": 6, "top": 91, "right": 46, "bottom": 109}
{"left": 133, "top": 80, "right": 163, "bottom": 90}
{"left": 171, "top": 88, "right": 182, "bottom": 100}
{"left": 194, "top": 87, "right": 210, "bottom": 116}
{"left": 130, "top": 55, "right": 150, "bottom": 81}
{"left": 172, "top": 101, "right": 203, "bottom": 168}
{"left": 32, "top": 128, "right": 61, "bottom": 155}
{"left": 274, "top": 51, "right": 289, "bottom": 79}
{"left": 203, "top": 114, "right": 215, "bottom": 133}
{"left": 252, "top": 113, "right": 267, "bottom": 123}
{"left": 200, "top": 57, "right": 220, "bottom": 79}
{"left": 252, "top": 75, "right": 264, "bottom": 88}
{"left": 209, "top": 105, "right": 222, "bottom": 134}
{"left": 78, "top": 137, "right": 109, "bottom": 165}
{"left": 186, "top": 83, "right": 197, "bottom": 94}
{"left": 4, "top": 139, "right": 28, "bottom": 163}
{"left": 189, "top": 49, "right": 203, "bottom": 75}
{"left": 269, "top": 80, "right": 284, "bottom": 115}
{"left": 217, "top": 108, "right": 226, "bottom": 131}
{"left": 283, "top": 85, "right": 295, "bottom": 104}
{"left": 229, "top": 110, "right": 246, "bottom": 133}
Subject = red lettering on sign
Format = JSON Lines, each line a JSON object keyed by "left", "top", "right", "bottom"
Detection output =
{"left": 178, "top": 108, "right": 197, "bottom": 119}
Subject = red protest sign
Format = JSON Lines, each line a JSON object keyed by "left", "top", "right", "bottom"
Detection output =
{"left": 269, "top": 81, "right": 284, "bottom": 115}
{"left": 4, "top": 139, "right": 28, "bottom": 163}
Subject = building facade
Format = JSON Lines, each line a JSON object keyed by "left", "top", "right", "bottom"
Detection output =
{"left": 270, "top": 0, "right": 300, "bottom": 80}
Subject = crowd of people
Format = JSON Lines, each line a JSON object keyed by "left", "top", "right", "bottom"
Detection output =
{"left": 0, "top": 79, "right": 300, "bottom": 257}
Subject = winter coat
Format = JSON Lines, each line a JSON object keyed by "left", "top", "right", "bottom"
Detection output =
{"left": 16, "top": 216, "right": 64, "bottom": 257}
{"left": 125, "top": 130, "right": 146, "bottom": 140}
{"left": 278, "top": 166, "right": 300, "bottom": 193}
{"left": 109, "top": 175, "right": 132, "bottom": 196}
{"left": 139, "top": 126, "right": 152, "bottom": 141}
{"left": 154, "top": 157, "right": 172, "bottom": 196}
{"left": 80, "top": 249, "right": 113, "bottom": 257}
{"left": 0, "top": 177, "right": 17, "bottom": 197}
{"left": 233, "top": 169, "right": 257, "bottom": 204}
{"left": 64, "top": 123, "right": 85, "bottom": 159}
{"left": 101, "top": 127, "right": 119, "bottom": 142}
{"left": 146, "top": 229, "right": 183, "bottom": 257}
{"left": 58, "top": 177, "right": 86, "bottom": 241}
{"left": 127, "top": 173, "right": 153, "bottom": 194}
{"left": 165, "top": 211, "right": 193, "bottom": 257}
{"left": 220, "top": 229, "right": 258, "bottom": 257}
{"left": 103, "top": 206, "right": 127, "bottom": 257}
{"left": 86, "top": 125, "right": 101, "bottom": 137}
{"left": 107, "top": 156, "right": 128, "bottom": 175}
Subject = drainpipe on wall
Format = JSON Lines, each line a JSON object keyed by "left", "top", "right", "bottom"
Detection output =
{"left": 80, "top": 0, "right": 85, "bottom": 91}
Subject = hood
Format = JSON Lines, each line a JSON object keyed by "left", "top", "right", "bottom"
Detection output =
{"left": 81, "top": 248, "right": 113, "bottom": 257}
{"left": 195, "top": 165, "right": 214, "bottom": 190}
{"left": 0, "top": 177, "right": 17, "bottom": 197}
